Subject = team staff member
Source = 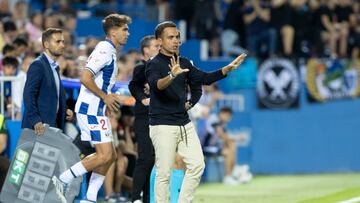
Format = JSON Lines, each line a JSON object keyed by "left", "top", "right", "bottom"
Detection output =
{"left": 22, "top": 28, "right": 74, "bottom": 134}
{"left": 146, "top": 21, "right": 246, "bottom": 203}
{"left": 128, "top": 35, "right": 160, "bottom": 203}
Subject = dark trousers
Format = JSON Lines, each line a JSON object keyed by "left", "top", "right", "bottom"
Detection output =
{"left": 0, "top": 155, "right": 10, "bottom": 192}
{"left": 131, "top": 116, "right": 154, "bottom": 203}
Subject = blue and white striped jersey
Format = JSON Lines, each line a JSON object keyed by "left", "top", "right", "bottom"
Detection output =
{"left": 75, "top": 39, "right": 118, "bottom": 116}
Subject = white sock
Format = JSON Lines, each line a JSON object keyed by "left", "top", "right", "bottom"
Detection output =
{"left": 59, "top": 161, "right": 87, "bottom": 184}
{"left": 86, "top": 172, "right": 105, "bottom": 201}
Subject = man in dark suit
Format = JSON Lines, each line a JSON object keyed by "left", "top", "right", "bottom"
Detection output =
{"left": 22, "top": 28, "right": 73, "bottom": 135}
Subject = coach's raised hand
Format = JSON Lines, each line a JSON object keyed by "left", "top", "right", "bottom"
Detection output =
{"left": 169, "top": 55, "right": 189, "bottom": 77}
{"left": 222, "top": 53, "right": 247, "bottom": 75}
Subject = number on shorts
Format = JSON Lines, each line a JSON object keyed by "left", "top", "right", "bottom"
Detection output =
{"left": 100, "top": 119, "right": 107, "bottom": 130}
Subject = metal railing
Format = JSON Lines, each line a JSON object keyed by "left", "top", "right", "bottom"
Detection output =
{"left": 0, "top": 76, "right": 20, "bottom": 120}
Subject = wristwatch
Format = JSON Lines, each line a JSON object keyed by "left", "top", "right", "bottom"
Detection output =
{"left": 168, "top": 71, "right": 176, "bottom": 79}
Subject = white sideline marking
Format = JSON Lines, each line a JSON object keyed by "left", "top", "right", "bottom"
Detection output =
{"left": 337, "top": 197, "right": 360, "bottom": 203}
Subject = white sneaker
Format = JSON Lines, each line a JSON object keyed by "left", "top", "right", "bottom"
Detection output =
{"left": 52, "top": 176, "right": 69, "bottom": 203}
{"left": 105, "top": 196, "right": 117, "bottom": 203}
{"left": 238, "top": 172, "right": 253, "bottom": 184}
{"left": 117, "top": 196, "right": 127, "bottom": 202}
{"left": 133, "top": 200, "right": 143, "bottom": 203}
{"left": 223, "top": 175, "right": 239, "bottom": 185}
{"left": 232, "top": 164, "right": 249, "bottom": 179}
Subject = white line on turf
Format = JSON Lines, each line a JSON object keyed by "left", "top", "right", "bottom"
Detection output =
{"left": 337, "top": 197, "right": 360, "bottom": 203}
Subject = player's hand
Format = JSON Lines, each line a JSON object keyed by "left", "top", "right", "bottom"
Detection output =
{"left": 103, "top": 94, "right": 122, "bottom": 112}
{"left": 34, "top": 122, "right": 45, "bottom": 135}
{"left": 66, "top": 109, "right": 75, "bottom": 121}
{"left": 168, "top": 55, "right": 189, "bottom": 77}
{"left": 141, "top": 98, "right": 150, "bottom": 106}
{"left": 222, "top": 53, "right": 247, "bottom": 75}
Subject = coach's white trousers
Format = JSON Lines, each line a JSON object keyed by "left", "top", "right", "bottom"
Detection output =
{"left": 150, "top": 122, "right": 205, "bottom": 203}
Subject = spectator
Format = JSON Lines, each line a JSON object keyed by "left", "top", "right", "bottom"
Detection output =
{"left": 335, "top": 0, "right": 352, "bottom": 57}
{"left": 13, "top": 37, "right": 28, "bottom": 61}
{"left": 1, "top": 43, "right": 16, "bottom": 57}
{"left": 0, "top": 114, "right": 10, "bottom": 191}
{"left": 157, "top": 0, "right": 171, "bottom": 22}
{"left": 0, "top": 0, "right": 11, "bottom": 19}
{"left": 319, "top": 0, "right": 350, "bottom": 57}
{"left": 117, "top": 54, "right": 136, "bottom": 82}
{"left": 243, "top": 0, "right": 277, "bottom": 58}
{"left": 64, "top": 14, "right": 78, "bottom": 45}
{"left": 203, "top": 107, "right": 252, "bottom": 185}
{"left": 19, "top": 54, "right": 33, "bottom": 75}
{"left": 174, "top": 0, "right": 195, "bottom": 39}
{"left": 43, "top": 12, "right": 60, "bottom": 29}
{"left": 291, "top": 0, "right": 323, "bottom": 57}
{"left": 350, "top": 0, "right": 360, "bottom": 59}
{"left": 2, "top": 56, "right": 19, "bottom": 118}
{"left": 56, "top": 55, "right": 66, "bottom": 77}
{"left": 198, "top": 83, "right": 224, "bottom": 109}
{"left": 270, "top": 0, "right": 294, "bottom": 57}
{"left": 0, "top": 44, "right": 15, "bottom": 73}
{"left": 11, "top": 54, "right": 34, "bottom": 119}
{"left": 2, "top": 19, "right": 18, "bottom": 44}
{"left": 145, "top": 0, "right": 158, "bottom": 21}
{"left": 25, "top": 12, "right": 43, "bottom": 42}
{"left": 192, "top": 0, "right": 222, "bottom": 57}
{"left": 62, "top": 57, "right": 79, "bottom": 79}
{"left": 221, "top": 0, "right": 248, "bottom": 57}
{"left": 11, "top": 1, "right": 29, "bottom": 31}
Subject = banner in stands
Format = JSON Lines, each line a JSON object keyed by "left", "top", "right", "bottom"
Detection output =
{"left": 257, "top": 58, "right": 300, "bottom": 109}
{"left": 306, "top": 59, "right": 360, "bottom": 102}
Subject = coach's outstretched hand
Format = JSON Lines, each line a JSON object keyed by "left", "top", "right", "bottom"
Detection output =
{"left": 222, "top": 53, "right": 247, "bottom": 75}
{"left": 169, "top": 55, "right": 189, "bottom": 77}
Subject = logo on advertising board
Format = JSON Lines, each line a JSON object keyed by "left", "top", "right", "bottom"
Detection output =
{"left": 306, "top": 59, "right": 360, "bottom": 102}
{"left": 257, "top": 58, "right": 300, "bottom": 108}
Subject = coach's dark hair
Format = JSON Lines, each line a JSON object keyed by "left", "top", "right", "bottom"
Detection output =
{"left": 219, "top": 107, "right": 233, "bottom": 115}
{"left": 42, "top": 28, "right": 63, "bottom": 47}
{"left": 140, "top": 35, "right": 156, "bottom": 55}
{"left": 102, "top": 14, "right": 132, "bottom": 35}
{"left": 154, "top": 21, "right": 177, "bottom": 39}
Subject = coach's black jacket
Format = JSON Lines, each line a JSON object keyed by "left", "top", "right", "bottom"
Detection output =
{"left": 145, "top": 52, "right": 225, "bottom": 126}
